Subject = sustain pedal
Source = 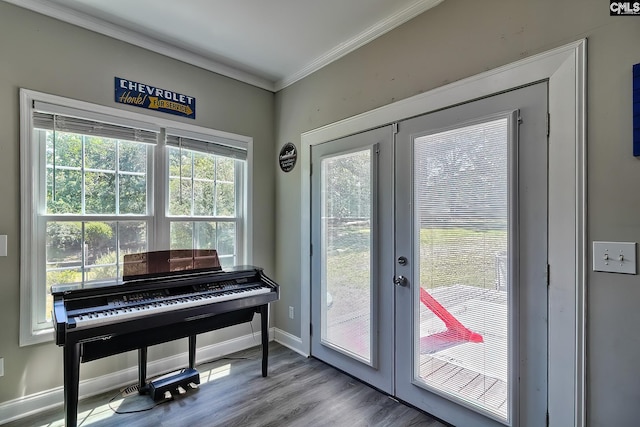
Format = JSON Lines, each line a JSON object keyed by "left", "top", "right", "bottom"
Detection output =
{"left": 147, "top": 368, "right": 200, "bottom": 401}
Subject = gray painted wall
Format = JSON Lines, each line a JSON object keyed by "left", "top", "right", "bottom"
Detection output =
{"left": 274, "top": 0, "right": 640, "bottom": 425}
{"left": 0, "top": 2, "right": 275, "bottom": 406}
{"left": 2, "top": 0, "right": 639, "bottom": 425}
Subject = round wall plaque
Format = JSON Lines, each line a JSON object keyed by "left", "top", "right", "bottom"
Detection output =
{"left": 279, "top": 142, "right": 297, "bottom": 172}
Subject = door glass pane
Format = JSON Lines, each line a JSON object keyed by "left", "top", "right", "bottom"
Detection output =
{"left": 320, "top": 149, "right": 372, "bottom": 364}
{"left": 414, "top": 118, "right": 510, "bottom": 421}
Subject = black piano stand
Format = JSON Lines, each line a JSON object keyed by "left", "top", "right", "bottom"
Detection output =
{"left": 63, "top": 343, "right": 81, "bottom": 427}
{"left": 62, "top": 304, "right": 271, "bottom": 427}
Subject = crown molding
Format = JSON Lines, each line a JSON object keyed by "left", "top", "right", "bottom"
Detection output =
{"left": 3, "top": 0, "right": 276, "bottom": 91}
{"left": 4, "top": 0, "right": 444, "bottom": 93}
{"left": 274, "top": 0, "right": 445, "bottom": 91}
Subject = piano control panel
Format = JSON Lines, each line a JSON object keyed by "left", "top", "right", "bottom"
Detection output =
{"left": 106, "top": 279, "right": 252, "bottom": 306}
{"left": 111, "top": 289, "right": 168, "bottom": 305}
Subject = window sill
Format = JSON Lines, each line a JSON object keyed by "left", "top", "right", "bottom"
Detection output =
{"left": 20, "top": 326, "right": 54, "bottom": 347}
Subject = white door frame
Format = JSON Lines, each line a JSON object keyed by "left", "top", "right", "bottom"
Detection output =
{"left": 300, "top": 39, "right": 586, "bottom": 427}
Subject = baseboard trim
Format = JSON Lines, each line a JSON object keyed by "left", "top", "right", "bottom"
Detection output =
{"left": 273, "top": 328, "right": 307, "bottom": 357}
{"left": 0, "top": 328, "right": 276, "bottom": 425}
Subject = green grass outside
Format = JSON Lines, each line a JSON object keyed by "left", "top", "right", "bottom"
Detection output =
{"left": 419, "top": 227, "right": 506, "bottom": 289}
{"left": 325, "top": 226, "right": 507, "bottom": 292}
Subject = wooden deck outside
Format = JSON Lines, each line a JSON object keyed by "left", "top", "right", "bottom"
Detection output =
{"left": 419, "top": 284, "right": 508, "bottom": 419}
{"left": 325, "top": 284, "right": 509, "bottom": 420}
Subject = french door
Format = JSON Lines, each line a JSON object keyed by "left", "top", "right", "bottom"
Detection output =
{"left": 310, "top": 125, "right": 395, "bottom": 393}
{"left": 311, "top": 82, "right": 548, "bottom": 426}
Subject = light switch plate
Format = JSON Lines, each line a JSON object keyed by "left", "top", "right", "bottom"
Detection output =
{"left": 593, "top": 241, "right": 637, "bottom": 274}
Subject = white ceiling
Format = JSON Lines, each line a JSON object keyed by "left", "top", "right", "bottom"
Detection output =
{"left": 5, "top": 0, "right": 443, "bottom": 91}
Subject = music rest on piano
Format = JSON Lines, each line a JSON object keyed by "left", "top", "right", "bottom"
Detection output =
{"left": 52, "top": 249, "right": 280, "bottom": 427}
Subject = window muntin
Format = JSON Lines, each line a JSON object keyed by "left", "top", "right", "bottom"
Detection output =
{"left": 167, "top": 146, "right": 237, "bottom": 217}
{"left": 44, "top": 220, "right": 148, "bottom": 321}
{"left": 46, "top": 132, "right": 150, "bottom": 216}
{"left": 40, "top": 128, "right": 153, "bottom": 323}
{"left": 21, "top": 90, "right": 249, "bottom": 344}
{"left": 169, "top": 221, "right": 237, "bottom": 268}
{"left": 167, "top": 145, "right": 242, "bottom": 268}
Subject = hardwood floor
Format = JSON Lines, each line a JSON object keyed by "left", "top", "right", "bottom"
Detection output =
{"left": 6, "top": 343, "right": 448, "bottom": 427}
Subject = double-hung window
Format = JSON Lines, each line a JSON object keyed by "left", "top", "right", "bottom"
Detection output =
{"left": 20, "top": 89, "right": 250, "bottom": 345}
{"left": 165, "top": 132, "right": 246, "bottom": 266}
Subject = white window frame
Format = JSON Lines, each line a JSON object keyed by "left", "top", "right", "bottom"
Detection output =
{"left": 19, "top": 89, "right": 253, "bottom": 346}
{"left": 162, "top": 128, "right": 248, "bottom": 266}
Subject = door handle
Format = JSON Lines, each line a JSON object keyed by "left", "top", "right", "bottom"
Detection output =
{"left": 393, "top": 275, "right": 408, "bottom": 287}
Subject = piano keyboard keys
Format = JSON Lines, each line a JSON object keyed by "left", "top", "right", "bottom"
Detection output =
{"left": 72, "top": 286, "right": 272, "bottom": 329}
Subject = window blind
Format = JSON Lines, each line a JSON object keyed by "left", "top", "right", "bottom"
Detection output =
{"left": 33, "top": 112, "right": 158, "bottom": 144}
{"left": 166, "top": 134, "right": 247, "bottom": 160}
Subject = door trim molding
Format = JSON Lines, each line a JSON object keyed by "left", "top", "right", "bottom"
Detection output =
{"left": 300, "top": 39, "right": 586, "bottom": 427}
